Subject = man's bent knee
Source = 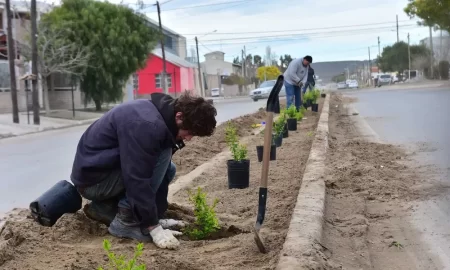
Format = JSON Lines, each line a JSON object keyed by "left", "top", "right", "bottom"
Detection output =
{"left": 166, "top": 161, "right": 176, "bottom": 183}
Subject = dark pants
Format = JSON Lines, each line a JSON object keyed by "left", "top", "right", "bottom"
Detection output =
{"left": 302, "top": 81, "right": 314, "bottom": 93}
{"left": 78, "top": 148, "right": 176, "bottom": 221}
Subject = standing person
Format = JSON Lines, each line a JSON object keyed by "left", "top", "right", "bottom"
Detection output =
{"left": 283, "top": 55, "right": 313, "bottom": 110}
{"left": 71, "top": 92, "right": 217, "bottom": 250}
{"left": 303, "top": 65, "right": 315, "bottom": 93}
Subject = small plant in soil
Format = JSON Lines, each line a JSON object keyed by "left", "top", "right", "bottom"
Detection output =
{"left": 295, "top": 110, "right": 303, "bottom": 121}
{"left": 304, "top": 90, "right": 314, "bottom": 104}
{"left": 273, "top": 114, "right": 286, "bottom": 137}
{"left": 312, "top": 89, "right": 321, "bottom": 104}
{"left": 98, "top": 239, "right": 146, "bottom": 270}
{"left": 184, "top": 187, "right": 220, "bottom": 240}
{"left": 307, "top": 131, "right": 314, "bottom": 137}
{"left": 225, "top": 121, "right": 248, "bottom": 161}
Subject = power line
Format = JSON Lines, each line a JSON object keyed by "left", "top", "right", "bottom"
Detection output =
{"left": 125, "top": 0, "right": 254, "bottom": 11}
{"left": 188, "top": 24, "right": 418, "bottom": 43}
{"left": 180, "top": 20, "right": 414, "bottom": 36}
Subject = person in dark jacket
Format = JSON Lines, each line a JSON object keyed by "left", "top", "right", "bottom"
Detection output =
{"left": 71, "top": 92, "right": 217, "bottom": 249}
{"left": 302, "top": 65, "right": 315, "bottom": 93}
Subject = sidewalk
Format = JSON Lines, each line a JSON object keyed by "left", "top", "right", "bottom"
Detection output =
{"left": 0, "top": 110, "right": 102, "bottom": 139}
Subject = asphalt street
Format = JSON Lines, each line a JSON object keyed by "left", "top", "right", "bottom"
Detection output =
{"left": 0, "top": 97, "right": 267, "bottom": 216}
{"left": 346, "top": 86, "right": 450, "bottom": 267}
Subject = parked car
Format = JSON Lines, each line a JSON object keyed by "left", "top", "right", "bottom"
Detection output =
{"left": 377, "top": 74, "right": 392, "bottom": 87}
{"left": 348, "top": 80, "right": 359, "bottom": 89}
{"left": 337, "top": 82, "right": 347, "bottom": 89}
{"left": 211, "top": 88, "right": 221, "bottom": 97}
{"left": 249, "top": 80, "right": 286, "bottom": 101}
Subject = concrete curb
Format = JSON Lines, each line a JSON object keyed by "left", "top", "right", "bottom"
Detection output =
{"left": 0, "top": 118, "right": 100, "bottom": 140}
{"left": 276, "top": 95, "right": 330, "bottom": 270}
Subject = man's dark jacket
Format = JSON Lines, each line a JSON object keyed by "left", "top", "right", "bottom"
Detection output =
{"left": 307, "top": 67, "right": 315, "bottom": 85}
{"left": 71, "top": 93, "right": 183, "bottom": 227}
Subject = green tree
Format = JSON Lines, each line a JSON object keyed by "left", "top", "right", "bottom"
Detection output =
{"left": 256, "top": 66, "right": 281, "bottom": 81}
{"left": 233, "top": 57, "right": 240, "bottom": 64}
{"left": 404, "top": 0, "right": 450, "bottom": 32}
{"left": 42, "top": 0, "right": 158, "bottom": 110}
{"left": 378, "top": 41, "right": 429, "bottom": 72}
{"left": 253, "top": 55, "right": 263, "bottom": 67}
{"left": 279, "top": 54, "right": 293, "bottom": 72}
{"left": 332, "top": 73, "right": 346, "bottom": 83}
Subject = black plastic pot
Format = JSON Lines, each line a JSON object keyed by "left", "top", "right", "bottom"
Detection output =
{"left": 312, "top": 103, "right": 319, "bottom": 112}
{"left": 227, "top": 159, "right": 250, "bottom": 189}
{"left": 282, "top": 123, "right": 289, "bottom": 138}
{"left": 321, "top": 93, "right": 326, "bottom": 98}
{"left": 287, "top": 118, "right": 297, "bottom": 131}
{"left": 273, "top": 133, "right": 283, "bottom": 147}
{"left": 256, "top": 145, "right": 276, "bottom": 162}
{"left": 29, "top": 180, "right": 82, "bottom": 227}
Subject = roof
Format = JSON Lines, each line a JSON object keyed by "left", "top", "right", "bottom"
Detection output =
{"left": 145, "top": 17, "right": 182, "bottom": 37}
{"left": 204, "top": 51, "right": 225, "bottom": 56}
{"left": 152, "top": 48, "right": 197, "bottom": 68}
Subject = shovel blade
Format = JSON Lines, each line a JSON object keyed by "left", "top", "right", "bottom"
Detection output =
{"left": 253, "top": 227, "right": 267, "bottom": 253}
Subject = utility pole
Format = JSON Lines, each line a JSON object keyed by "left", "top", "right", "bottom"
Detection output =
{"left": 156, "top": 1, "right": 168, "bottom": 94}
{"left": 396, "top": 15, "right": 399, "bottom": 42}
{"left": 368, "top": 47, "right": 371, "bottom": 86}
{"left": 31, "top": 0, "right": 40, "bottom": 124}
{"left": 5, "top": 0, "right": 19, "bottom": 123}
{"left": 429, "top": 26, "right": 434, "bottom": 78}
{"left": 195, "top": 37, "right": 204, "bottom": 97}
{"left": 408, "top": 33, "right": 411, "bottom": 80}
{"left": 377, "top": 36, "right": 381, "bottom": 57}
{"left": 241, "top": 49, "right": 245, "bottom": 77}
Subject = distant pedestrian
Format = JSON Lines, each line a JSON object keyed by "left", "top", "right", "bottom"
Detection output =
{"left": 303, "top": 65, "right": 315, "bottom": 93}
{"left": 283, "top": 55, "right": 312, "bottom": 110}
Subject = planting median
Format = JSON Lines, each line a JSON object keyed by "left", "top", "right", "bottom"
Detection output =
{"left": 0, "top": 98, "right": 325, "bottom": 270}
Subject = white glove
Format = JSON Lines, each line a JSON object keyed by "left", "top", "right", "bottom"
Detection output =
{"left": 149, "top": 225, "right": 181, "bottom": 250}
{"left": 159, "top": 219, "right": 186, "bottom": 229}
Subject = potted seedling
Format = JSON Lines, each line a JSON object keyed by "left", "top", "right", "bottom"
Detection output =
{"left": 295, "top": 110, "right": 303, "bottom": 122}
{"left": 320, "top": 89, "right": 326, "bottom": 98}
{"left": 285, "top": 104, "right": 298, "bottom": 131}
{"left": 273, "top": 115, "right": 285, "bottom": 147}
{"left": 256, "top": 129, "right": 277, "bottom": 162}
{"left": 311, "top": 89, "right": 320, "bottom": 112}
{"left": 225, "top": 122, "right": 250, "bottom": 189}
{"left": 303, "top": 90, "right": 313, "bottom": 109}
{"left": 280, "top": 111, "right": 289, "bottom": 138}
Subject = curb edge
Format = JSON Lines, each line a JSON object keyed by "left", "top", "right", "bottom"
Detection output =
{"left": 276, "top": 94, "right": 330, "bottom": 270}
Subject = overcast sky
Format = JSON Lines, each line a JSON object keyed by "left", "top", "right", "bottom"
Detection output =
{"left": 65, "top": 0, "right": 434, "bottom": 63}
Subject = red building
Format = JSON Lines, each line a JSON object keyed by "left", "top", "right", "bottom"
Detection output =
{"left": 136, "top": 49, "right": 198, "bottom": 96}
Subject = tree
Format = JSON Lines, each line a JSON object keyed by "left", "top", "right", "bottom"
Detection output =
{"left": 233, "top": 57, "right": 240, "bottom": 64}
{"left": 253, "top": 55, "right": 263, "bottom": 67}
{"left": 279, "top": 54, "right": 293, "bottom": 72}
{"left": 43, "top": 0, "right": 158, "bottom": 110}
{"left": 377, "top": 41, "right": 430, "bottom": 72}
{"left": 404, "top": 0, "right": 450, "bottom": 32}
{"left": 256, "top": 66, "right": 281, "bottom": 81}
{"left": 18, "top": 21, "right": 90, "bottom": 115}
{"left": 332, "top": 73, "right": 346, "bottom": 83}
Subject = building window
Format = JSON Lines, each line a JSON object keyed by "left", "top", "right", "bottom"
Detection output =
{"left": 155, "top": 73, "right": 172, "bottom": 88}
{"left": 165, "top": 35, "right": 173, "bottom": 50}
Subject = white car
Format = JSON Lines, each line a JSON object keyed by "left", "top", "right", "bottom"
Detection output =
{"left": 337, "top": 82, "right": 347, "bottom": 89}
{"left": 249, "top": 80, "right": 286, "bottom": 101}
{"left": 348, "top": 80, "right": 359, "bottom": 89}
{"left": 211, "top": 88, "right": 221, "bottom": 97}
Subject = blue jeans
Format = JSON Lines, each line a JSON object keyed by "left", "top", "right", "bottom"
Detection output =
{"left": 302, "top": 82, "right": 314, "bottom": 93}
{"left": 284, "top": 81, "right": 301, "bottom": 111}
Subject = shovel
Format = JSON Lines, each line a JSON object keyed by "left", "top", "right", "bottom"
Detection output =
{"left": 254, "top": 75, "right": 284, "bottom": 253}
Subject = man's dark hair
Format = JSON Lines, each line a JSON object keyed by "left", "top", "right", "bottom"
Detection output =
{"left": 304, "top": 55, "right": 313, "bottom": 63}
{"left": 174, "top": 92, "right": 217, "bottom": 136}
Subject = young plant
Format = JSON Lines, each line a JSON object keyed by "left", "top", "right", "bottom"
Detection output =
{"left": 312, "top": 89, "right": 321, "bottom": 104}
{"left": 273, "top": 114, "right": 286, "bottom": 137}
{"left": 98, "top": 239, "right": 146, "bottom": 270}
{"left": 225, "top": 122, "right": 248, "bottom": 161}
{"left": 184, "top": 187, "right": 220, "bottom": 240}
{"left": 304, "top": 90, "right": 314, "bottom": 103}
{"left": 299, "top": 106, "right": 306, "bottom": 115}
{"left": 295, "top": 110, "right": 303, "bottom": 121}
{"left": 285, "top": 104, "right": 297, "bottom": 119}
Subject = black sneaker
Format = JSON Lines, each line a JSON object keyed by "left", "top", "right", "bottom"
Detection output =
{"left": 83, "top": 202, "right": 117, "bottom": 226}
{"left": 108, "top": 216, "right": 152, "bottom": 242}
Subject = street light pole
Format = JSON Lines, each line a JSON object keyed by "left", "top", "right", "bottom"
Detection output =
{"left": 5, "top": 0, "right": 19, "bottom": 123}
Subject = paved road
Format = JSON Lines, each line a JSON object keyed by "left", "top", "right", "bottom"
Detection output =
{"left": 346, "top": 86, "right": 450, "bottom": 267}
{"left": 0, "top": 98, "right": 267, "bottom": 215}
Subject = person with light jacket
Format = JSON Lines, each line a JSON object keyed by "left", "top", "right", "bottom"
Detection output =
{"left": 71, "top": 92, "right": 217, "bottom": 250}
{"left": 283, "top": 55, "right": 313, "bottom": 110}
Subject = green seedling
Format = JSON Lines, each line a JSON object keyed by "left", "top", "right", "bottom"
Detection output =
{"left": 300, "top": 106, "right": 306, "bottom": 115}
{"left": 295, "top": 111, "right": 303, "bottom": 121}
{"left": 184, "top": 187, "right": 220, "bottom": 240}
{"left": 225, "top": 122, "right": 248, "bottom": 161}
{"left": 307, "top": 131, "right": 314, "bottom": 137}
{"left": 98, "top": 239, "right": 146, "bottom": 270}
{"left": 285, "top": 105, "right": 297, "bottom": 119}
{"left": 389, "top": 241, "right": 404, "bottom": 250}
{"left": 273, "top": 114, "right": 286, "bottom": 137}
